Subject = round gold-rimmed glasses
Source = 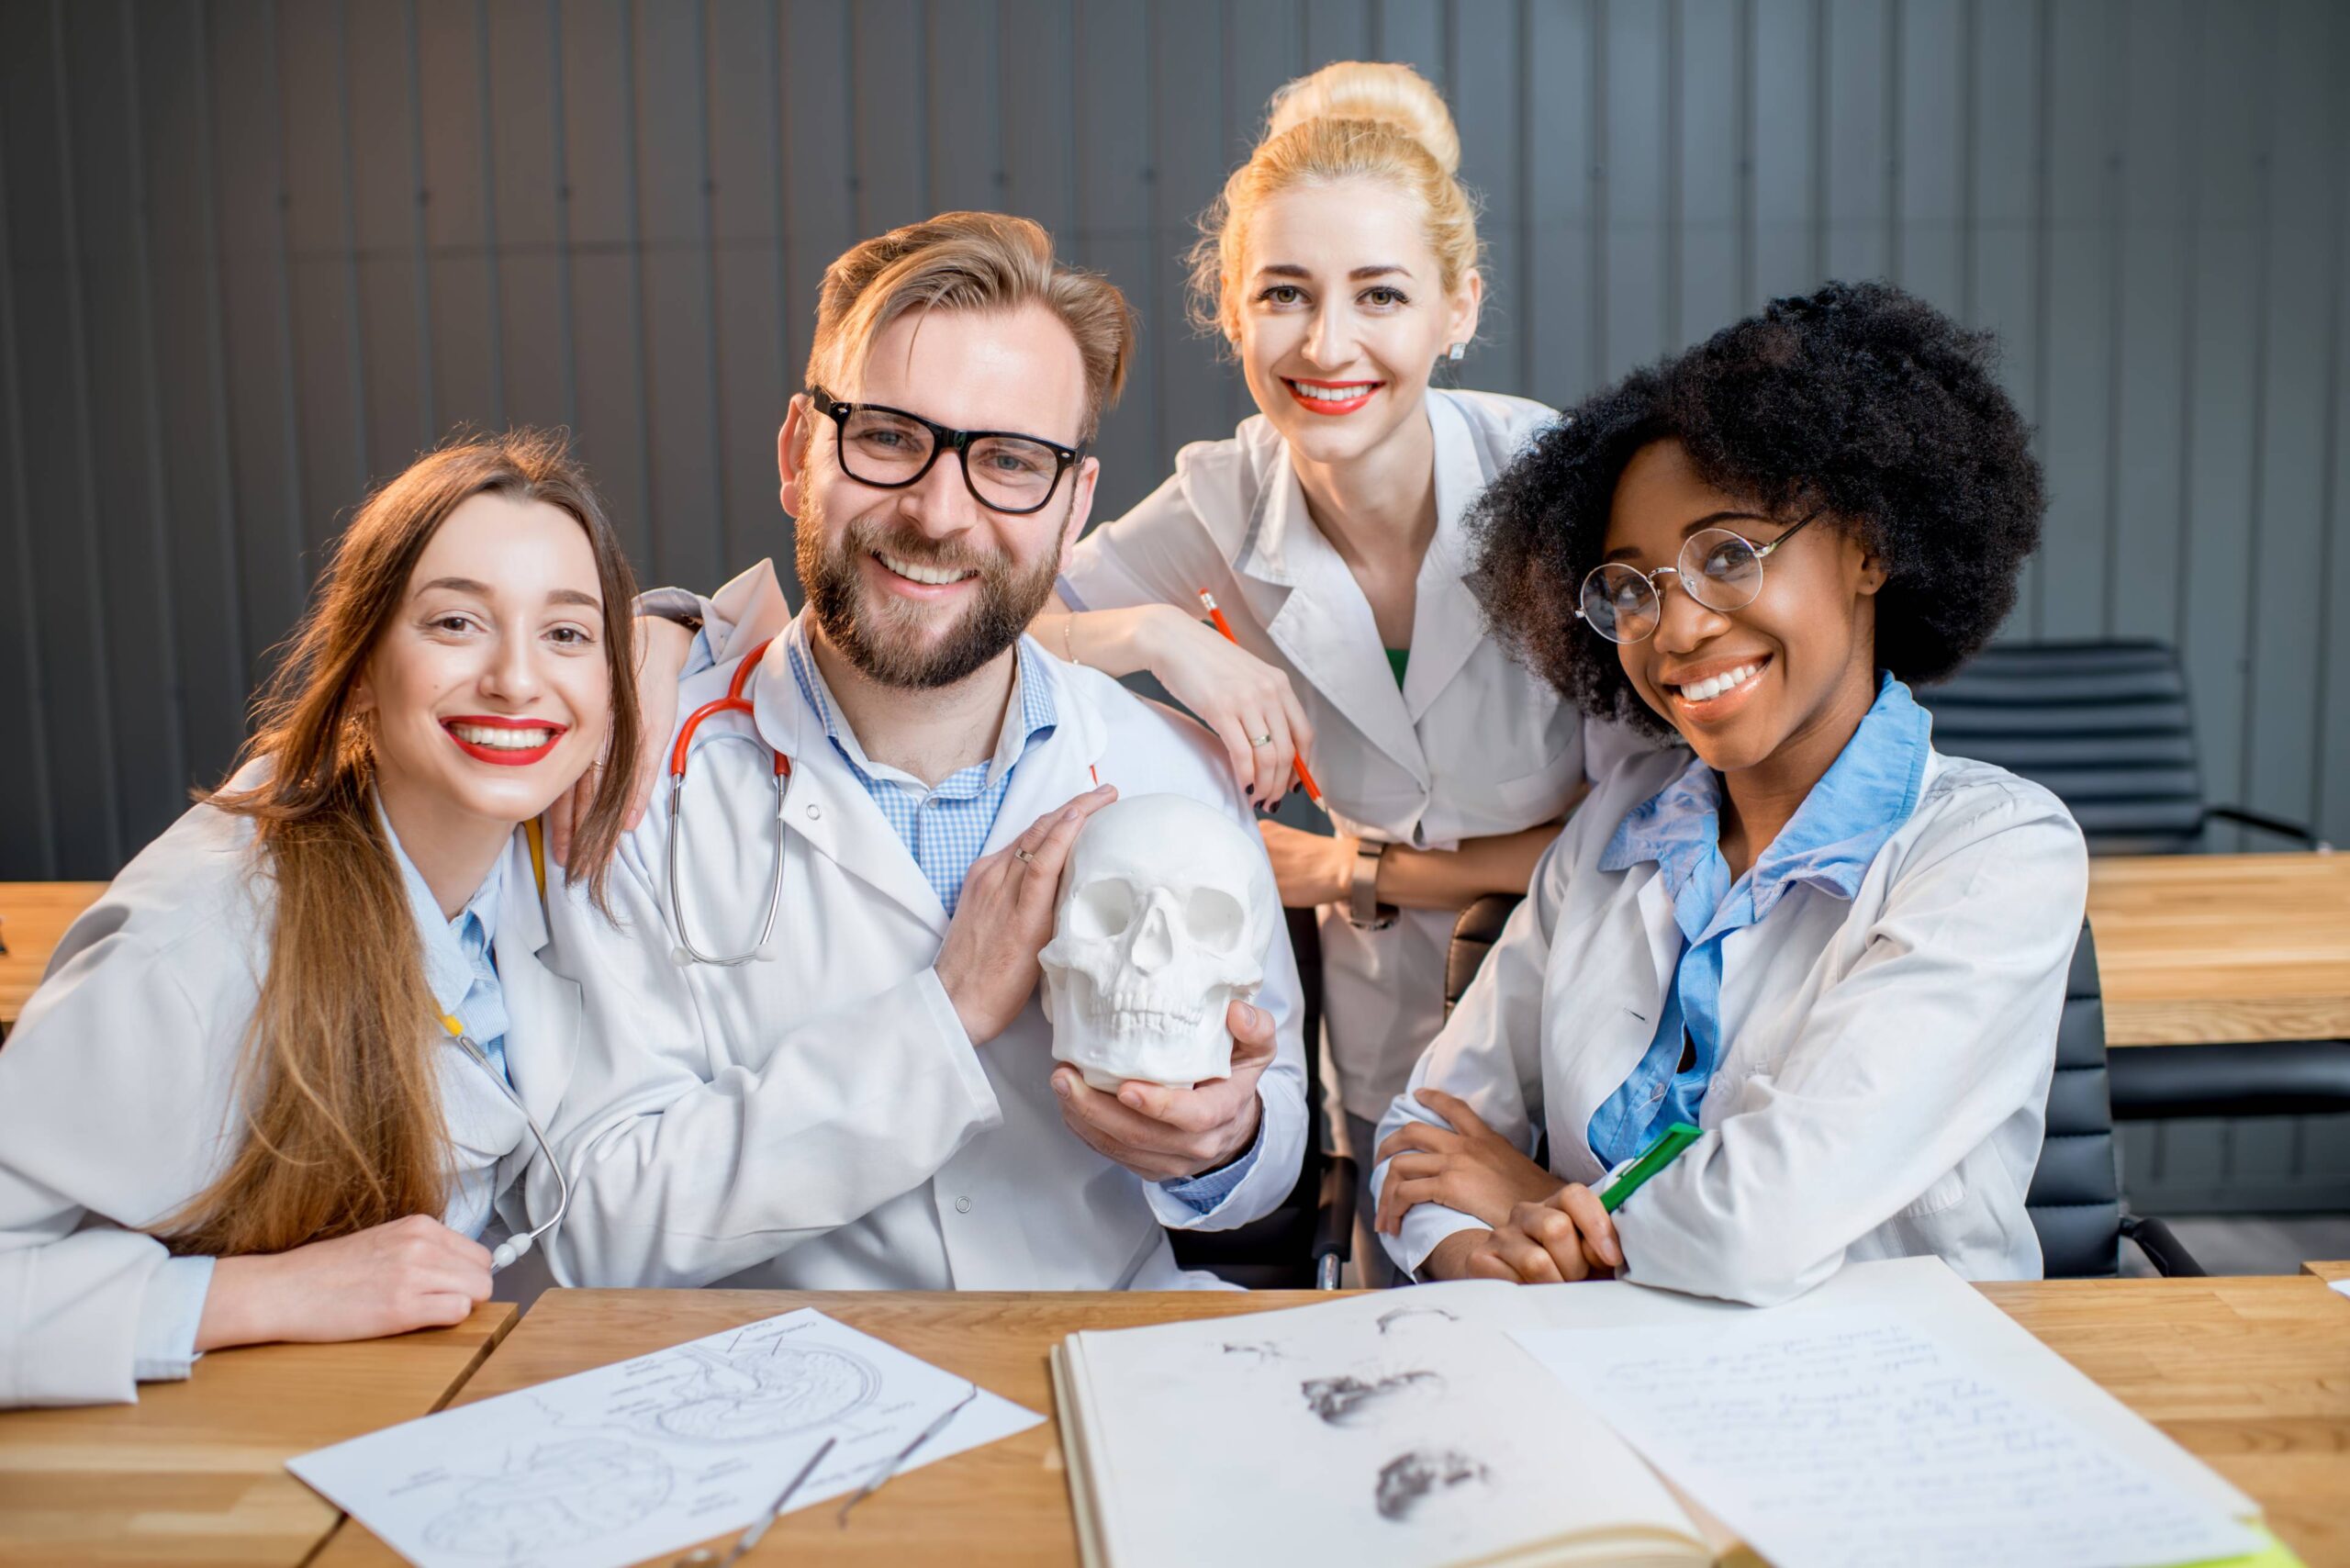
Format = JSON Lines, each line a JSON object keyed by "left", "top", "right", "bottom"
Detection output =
{"left": 1575, "top": 510, "right": 1826, "bottom": 644}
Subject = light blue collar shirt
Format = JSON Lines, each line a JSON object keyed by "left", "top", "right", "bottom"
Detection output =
{"left": 1585, "top": 675, "right": 1932, "bottom": 1169}
{"left": 785, "top": 627, "right": 1057, "bottom": 917}
{"left": 385, "top": 813, "right": 511, "bottom": 1084}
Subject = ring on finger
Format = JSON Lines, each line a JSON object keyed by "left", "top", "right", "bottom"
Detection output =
{"left": 1012, "top": 846, "right": 1036, "bottom": 865}
{"left": 1250, "top": 732, "right": 1274, "bottom": 747}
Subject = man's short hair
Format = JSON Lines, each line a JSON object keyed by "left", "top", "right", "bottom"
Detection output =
{"left": 806, "top": 211, "right": 1136, "bottom": 445}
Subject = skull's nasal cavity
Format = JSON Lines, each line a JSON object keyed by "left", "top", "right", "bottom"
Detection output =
{"left": 1130, "top": 897, "right": 1177, "bottom": 972}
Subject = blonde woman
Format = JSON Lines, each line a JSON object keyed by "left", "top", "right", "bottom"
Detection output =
{"left": 1035, "top": 63, "right": 1632, "bottom": 1282}
{"left": 0, "top": 433, "right": 639, "bottom": 1406}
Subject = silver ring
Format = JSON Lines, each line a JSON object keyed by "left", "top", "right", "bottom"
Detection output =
{"left": 1251, "top": 733, "right": 1274, "bottom": 747}
{"left": 1013, "top": 846, "right": 1036, "bottom": 865}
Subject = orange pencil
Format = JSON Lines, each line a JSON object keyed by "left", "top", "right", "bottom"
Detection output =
{"left": 1197, "top": 589, "right": 1326, "bottom": 808}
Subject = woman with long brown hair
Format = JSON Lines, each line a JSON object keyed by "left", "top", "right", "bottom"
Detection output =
{"left": 0, "top": 430, "right": 639, "bottom": 1406}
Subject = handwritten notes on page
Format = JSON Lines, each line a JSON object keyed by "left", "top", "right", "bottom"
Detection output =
{"left": 288, "top": 1307, "right": 1040, "bottom": 1568}
{"left": 1513, "top": 1305, "right": 2260, "bottom": 1568}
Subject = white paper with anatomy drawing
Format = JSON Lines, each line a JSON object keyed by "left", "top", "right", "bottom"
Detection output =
{"left": 289, "top": 1307, "right": 1039, "bottom": 1568}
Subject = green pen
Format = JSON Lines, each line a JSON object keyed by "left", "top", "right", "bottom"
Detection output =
{"left": 1598, "top": 1121, "right": 1703, "bottom": 1213}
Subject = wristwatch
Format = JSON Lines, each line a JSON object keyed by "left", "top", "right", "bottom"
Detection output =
{"left": 1348, "top": 840, "right": 1397, "bottom": 930}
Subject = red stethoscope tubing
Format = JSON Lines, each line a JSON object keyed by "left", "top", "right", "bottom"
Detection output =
{"left": 666, "top": 637, "right": 790, "bottom": 966}
{"left": 669, "top": 636, "right": 789, "bottom": 782}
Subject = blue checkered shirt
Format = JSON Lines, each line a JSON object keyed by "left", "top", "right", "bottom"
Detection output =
{"left": 786, "top": 635, "right": 1058, "bottom": 915}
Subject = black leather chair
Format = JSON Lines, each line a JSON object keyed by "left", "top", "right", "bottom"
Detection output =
{"left": 1439, "top": 900, "right": 2202, "bottom": 1278}
{"left": 1167, "top": 907, "right": 1357, "bottom": 1289}
{"left": 1915, "top": 640, "right": 2330, "bottom": 856}
{"left": 2032, "top": 924, "right": 2201, "bottom": 1276}
{"left": 1915, "top": 640, "right": 2350, "bottom": 1128}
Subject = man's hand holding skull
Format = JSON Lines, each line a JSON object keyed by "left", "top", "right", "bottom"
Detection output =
{"left": 1049, "top": 1001, "right": 1273, "bottom": 1180}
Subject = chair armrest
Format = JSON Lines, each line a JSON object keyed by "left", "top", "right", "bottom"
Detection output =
{"left": 1313, "top": 1154, "right": 1359, "bottom": 1290}
{"left": 2119, "top": 1214, "right": 2208, "bottom": 1277}
{"left": 2201, "top": 805, "right": 2333, "bottom": 852}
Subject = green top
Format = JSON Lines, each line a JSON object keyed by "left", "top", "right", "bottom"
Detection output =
{"left": 1385, "top": 647, "right": 1409, "bottom": 689}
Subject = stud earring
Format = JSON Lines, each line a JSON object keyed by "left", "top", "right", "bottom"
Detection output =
{"left": 1446, "top": 342, "right": 1467, "bottom": 362}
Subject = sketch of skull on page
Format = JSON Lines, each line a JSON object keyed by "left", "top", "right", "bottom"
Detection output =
{"left": 289, "top": 1308, "right": 1040, "bottom": 1568}
{"left": 1058, "top": 1283, "right": 1711, "bottom": 1568}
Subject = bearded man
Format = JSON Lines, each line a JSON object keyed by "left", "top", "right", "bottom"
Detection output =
{"left": 535, "top": 213, "right": 1306, "bottom": 1292}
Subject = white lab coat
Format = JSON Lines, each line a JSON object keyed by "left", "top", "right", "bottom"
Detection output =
{"left": 1374, "top": 745, "right": 2089, "bottom": 1305}
{"left": 1058, "top": 388, "right": 1643, "bottom": 1123}
{"left": 0, "top": 806, "right": 568, "bottom": 1407}
{"left": 533, "top": 619, "right": 1310, "bottom": 1294}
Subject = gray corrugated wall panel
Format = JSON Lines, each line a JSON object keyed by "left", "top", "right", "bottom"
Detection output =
{"left": 2325, "top": 31, "right": 2350, "bottom": 855}
{"left": 7, "top": 0, "right": 2350, "bottom": 865}
{"left": 1075, "top": 0, "right": 1158, "bottom": 514}
{"left": 2178, "top": 1, "right": 2269, "bottom": 848}
{"left": 1968, "top": 0, "right": 2044, "bottom": 639}
{"left": 63, "top": 0, "right": 188, "bottom": 846}
{"left": 1524, "top": 0, "right": 1597, "bottom": 408}
{"left": 632, "top": 0, "right": 725, "bottom": 595}
{"left": 2034, "top": 0, "right": 2116, "bottom": 645}
{"left": 2242, "top": 0, "right": 2342, "bottom": 847}
{"left": 348, "top": 1, "right": 435, "bottom": 476}
{"left": 2109, "top": 0, "right": 2191, "bottom": 648}
{"left": 135, "top": 0, "right": 247, "bottom": 801}
{"left": 1676, "top": 0, "right": 1744, "bottom": 356}
{"left": 1892, "top": 0, "right": 1964, "bottom": 320}
{"left": 1601, "top": 0, "right": 1669, "bottom": 383}
{"left": 4, "top": 0, "right": 123, "bottom": 872}
{"left": 707, "top": 0, "right": 790, "bottom": 576}
{"left": 0, "top": 6, "right": 55, "bottom": 879}
{"left": 488, "top": 0, "right": 577, "bottom": 443}
{"left": 418, "top": 1, "right": 505, "bottom": 445}
{"left": 1148, "top": 0, "right": 1230, "bottom": 466}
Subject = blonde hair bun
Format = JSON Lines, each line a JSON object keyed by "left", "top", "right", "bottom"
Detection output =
{"left": 1191, "top": 59, "right": 1482, "bottom": 340}
{"left": 1264, "top": 61, "right": 1460, "bottom": 177}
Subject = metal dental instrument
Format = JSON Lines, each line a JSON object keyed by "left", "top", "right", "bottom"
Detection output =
{"left": 835, "top": 1383, "right": 979, "bottom": 1526}
{"left": 675, "top": 1434, "right": 835, "bottom": 1567}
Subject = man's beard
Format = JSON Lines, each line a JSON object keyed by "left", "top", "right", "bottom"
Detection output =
{"left": 797, "top": 494, "right": 1064, "bottom": 690}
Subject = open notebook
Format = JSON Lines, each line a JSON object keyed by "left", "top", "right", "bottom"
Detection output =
{"left": 1050, "top": 1259, "right": 2269, "bottom": 1568}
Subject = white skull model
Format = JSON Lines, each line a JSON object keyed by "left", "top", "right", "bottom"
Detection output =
{"left": 1038, "top": 793, "right": 1278, "bottom": 1090}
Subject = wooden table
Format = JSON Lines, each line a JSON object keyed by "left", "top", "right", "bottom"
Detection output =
{"left": 0, "top": 881, "right": 105, "bottom": 1032}
{"left": 2305, "top": 1260, "right": 2350, "bottom": 1283}
{"left": 0, "top": 1303, "right": 515, "bottom": 1567}
{"left": 308, "top": 1276, "right": 2350, "bottom": 1568}
{"left": 2087, "top": 853, "right": 2350, "bottom": 1047}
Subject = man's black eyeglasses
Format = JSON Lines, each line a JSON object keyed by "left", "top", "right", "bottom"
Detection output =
{"left": 808, "top": 387, "right": 1083, "bottom": 516}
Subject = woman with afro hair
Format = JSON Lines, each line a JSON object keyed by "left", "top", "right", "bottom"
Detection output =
{"left": 1368, "top": 281, "right": 2088, "bottom": 1304}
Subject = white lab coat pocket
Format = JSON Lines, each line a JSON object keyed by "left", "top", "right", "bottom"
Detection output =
{"left": 1898, "top": 1168, "right": 1969, "bottom": 1220}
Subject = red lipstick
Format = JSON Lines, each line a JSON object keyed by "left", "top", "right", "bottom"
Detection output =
{"left": 442, "top": 714, "right": 567, "bottom": 767}
{"left": 1283, "top": 376, "right": 1382, "bottom": 416}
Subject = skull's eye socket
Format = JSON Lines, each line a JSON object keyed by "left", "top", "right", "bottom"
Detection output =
{"left": 1184, "top": 887, "right": 1247, "bottom": 951}
{"left": 1069, "top": 879, "right": 1136, "bottom": 938}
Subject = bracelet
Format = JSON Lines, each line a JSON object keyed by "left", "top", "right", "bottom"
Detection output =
{"left": 1062, "top": 614, "right": 1079, "bottom": 666}
{"left": 1348, "top": 840, "right": 1397, "bottom": 930}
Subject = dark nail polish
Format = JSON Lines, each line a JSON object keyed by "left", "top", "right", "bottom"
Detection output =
{"left": 1245, "top": 784, "right": 1256, "bottom": 799}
